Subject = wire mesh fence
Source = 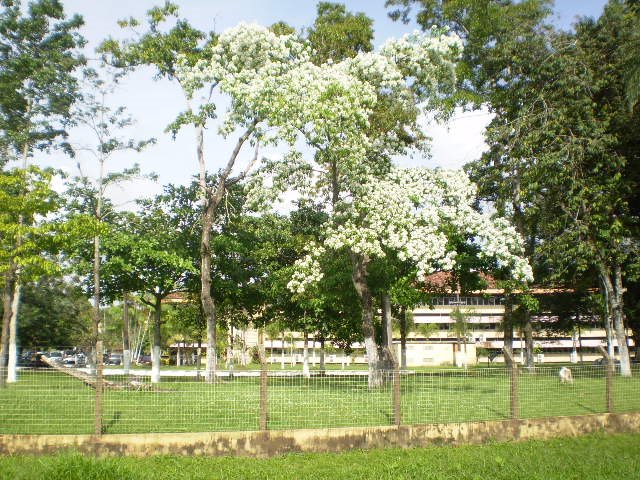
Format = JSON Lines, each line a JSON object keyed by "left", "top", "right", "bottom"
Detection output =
{"left": 1, "top": 364, "right": 639, "bottom": 435}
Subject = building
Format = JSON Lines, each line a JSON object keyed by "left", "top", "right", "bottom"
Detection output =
{"left": 162, "top": 283, "right": 633, "bottom": 368}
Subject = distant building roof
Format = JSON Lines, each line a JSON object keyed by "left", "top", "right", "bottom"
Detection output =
{"left": 423, "top": 271, "right": 585, "bottom": 295}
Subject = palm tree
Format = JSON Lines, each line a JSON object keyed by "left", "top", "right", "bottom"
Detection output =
{"left": 451, "top": 308, "right": 471, "bottom": 368}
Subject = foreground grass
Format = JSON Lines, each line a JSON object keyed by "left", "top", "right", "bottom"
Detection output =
{"left": 1, "top": 433, "right": 638, "bottom": 480}
{"left": 1, "top": 366, "right": 639, "bottom": 434}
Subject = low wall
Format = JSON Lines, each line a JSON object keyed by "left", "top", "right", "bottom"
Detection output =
{"left": 2, "top": 413, "right": 639, "bottom": 457}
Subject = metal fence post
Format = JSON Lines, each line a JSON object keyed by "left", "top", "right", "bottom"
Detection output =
{"left": 503, "top": 347, "right": 519, "bottom": 419}
{"left": 259, "top": 329, "right": 268, "bottom": 431}
{"left": 95, "top": 339, "right": 104, "bottom": 436}
{"left": 598, "top": 346, "right": 614, "bottom": 413}
{"left": 260, "top": 363, "right": 268, "bottom": 431}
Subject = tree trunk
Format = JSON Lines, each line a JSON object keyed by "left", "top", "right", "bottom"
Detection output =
{"left": 503, "top": 295, "right": 514, "bottom": 367}
{"left": 201, "top": 195, "right": 217, "bottom": 382}
{"left": 463, "top": 338, "right": 468, "bottom": 369}
{"left": 302, "top": 331, "right": 310, "bottom": 378}
{"left": 7, "top": 281, "right": 20, "bottom": 383}
{"left": 381, "top": 293, "right": 396, "bottom": 370}
{"left": 599, "top": 264, "right": 632, "bottom": 376}
{"left": 196, "top": 122, "right": 257, "bottom": 383}
{"left": 289, "top": 333, "right": 295, "bottom": 366}
{"left": 578, "top": 324, "right": 584, "bottom": 364}
{"left": 196, "top": 338, "right": 202, "bottom": 374}
{"left": 319, "top": 337, "right": 326, "bottom": 373}
{"left": 122, "top": 293, "right": 131, "bottom": 375}
{"left": 350, "top": 252, "right": 382, "bottom": 388}
{"left": 602, "top": 295, "right": 615, "bottom": 360}
{"left": 523, "top": 311, "right": 534, "bottom": 370}
{"left": 7, "top": 149, "right": 29, "bottom": 385}
{"left": 151, "top": 297, "right": 162, "bottom": 383}
{"left": 93, "top": 232, "right": 104, "bottom": 436}
{"left": 400, "top": 307, "right": 407, "bottom": 370}
{"left": 630, "top": 324, "right": 640, "bottom": 359}
{"left": 280, "top": 330, "right": 285, "bottom": 369}
{"left": 0, "top": 271, "right": 15, "bottom": 388}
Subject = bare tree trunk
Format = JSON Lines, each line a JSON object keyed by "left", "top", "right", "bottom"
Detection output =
{"left": 381, "top": 293, "right": 396, "bottom": 370}
{"left": 503, "top": 295, "right": 514, "bottom": 367}
{"left": 578, "top": 323, "right": 584, "bottom": 364}
{"left": 350, "top": 252, "right": 382, "bottom": 388}
{"left": 400, "top": 308, "right": 407, "bottom": 370}
{"left": 302, "top": 331, "right": 310, "bottom": 378}
{"left": 196, "top": 338, "right": 202, "bottom": 378}
{"left": 280, "top": 330, "right": 285, "bottom": 369}
{"left": 7, "top": 281, "right": 20, "bottom": 383}
{"left": 599, "top": 264, "right": 632, "bottom": 376}
{"left": 93, "top": 232, "right": 104, "bottom": 436}
{"left": 602, "top": 288, "right": 615, "bottom": 360}
{"left": 7, "top": 146, "right": 29, "bottom": 385}
{"left": 201, "top": 195, "right": 217, "bottom": 382}
{"left": 151, "top": 296, "right": 162, "bottom": 384}
{"left": 523, "top": 311, "right": 534, "bottom": 370}
{"left": 319, "top": 336, "right": 326, "bottom": 373}
{"left": 258, "top": 328, "right": 268, "bottom": 430}
{"left": 0, "top": 271, "right": 15, "bottom": 388}
{"left": 122, "top": 293, "right": 131, "bottom": 375}
{"left": 196, "top": 123, "right": 257, "bottom": 383}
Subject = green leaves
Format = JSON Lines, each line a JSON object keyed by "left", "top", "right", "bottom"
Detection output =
{"left": 0, "top": 165, "right": 61, "bottom": 281}
{"left": 0, "top": 0, "right": 84, "bottom": 156}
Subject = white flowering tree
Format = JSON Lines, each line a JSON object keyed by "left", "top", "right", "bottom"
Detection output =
{"left": 102, "top": 7, "right": 311, "bottom": 380}
{"left": 288, "top": 167, "right": 532, "bottom": 386}
{"left": 235, "top": 28, "right": 477, "bottom": 386}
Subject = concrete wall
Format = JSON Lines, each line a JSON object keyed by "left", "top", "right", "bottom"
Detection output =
{"left": 1, "top": 413, "right": 639, "bottom": 457}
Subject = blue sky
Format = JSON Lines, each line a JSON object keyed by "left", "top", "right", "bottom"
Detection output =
{"left": 39, "top": 1, "right": 609, "bottom": 207}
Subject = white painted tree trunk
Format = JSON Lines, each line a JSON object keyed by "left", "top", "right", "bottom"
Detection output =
{"left": 151, "top": 344, "right": 161, "bottom": 383}
{"left": 122, "top": 350, "right": 131, "bottom": 375}
{"left": 122, "top": 294, "right": 131, "bottom": 375}
{"left": 7, "top": 281, "right": 20, "bottom": 383}
{"left": 600, "top": 265, "right": 632, "bottom": 376}
{"left": 302, "top": 332, "right": 310, "bottom": 378}
{"left": 151, "top": 301, "right": 162, "bottom": 384}
{"left": 280, "top": 331, "right": 285, "bottom": 369}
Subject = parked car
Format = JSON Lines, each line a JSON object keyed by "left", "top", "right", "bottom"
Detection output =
{"left": 62, "top": 353, "right": 86, "bottom": 367}
{"left": 106, "top": 353, "right": 123, "bottom": 366}
{"left": 46, "top": 351, "right": 63, "bottom": 362}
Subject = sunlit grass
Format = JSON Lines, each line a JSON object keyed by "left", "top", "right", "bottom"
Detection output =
{"left": 1, "top": 433, "right": 639, "bottom": 480}
{"left": 0, "top": 366, "right": 638, "bottom": 434}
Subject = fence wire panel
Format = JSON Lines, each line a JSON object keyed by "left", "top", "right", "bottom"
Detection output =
{"left": 268, "top": 372, "right": 394, "bottom": 429}
{"left": 0, "top": 368, "right": 94, "bottom": 434}
{"left": 402, "top": 369, "right": 511, "bottom": 424}
{"left": 614, "top": 365, "right": 640, "bottom": 413}
{"left": 101, "top": 374, "right": 261, "bottom": 434}
{"left": 518, "top": 365, "right": 607, "bottom": 418}
{"left": 1, "top": 365, "right": 640, "bottom": 435}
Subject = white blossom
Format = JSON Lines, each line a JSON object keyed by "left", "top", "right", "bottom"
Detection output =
{"left": 291, "top": 167, "right": 533, "bottom": 293}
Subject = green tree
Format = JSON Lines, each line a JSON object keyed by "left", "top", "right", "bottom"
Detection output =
{"left": 100, "top": 5, "right": 284, "bottom": 381}
{"left": 11, "top": 276, "right": 92, "bottom": 349}
{"left": 0, "top": 166, "right": 60, "bottom": 384}
{"left": 0, "top": 0, "right": 84, "bottom": 386}
{"left": 307, "top": 2, "right": 374, "bottom": 65}
{"left": 102, "top": 204, "right": 196, "bottom": 383}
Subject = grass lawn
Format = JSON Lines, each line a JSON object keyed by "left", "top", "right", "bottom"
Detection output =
{"left": 0, "top": 366, "right": 639, "bottom": 434}
{"left": 0, "top": 433, "right": 638, "bottom": 479}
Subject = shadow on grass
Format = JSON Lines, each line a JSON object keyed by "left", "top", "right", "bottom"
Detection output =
{"left": 102, "top": 411, "right": 122, "bottom": 434}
